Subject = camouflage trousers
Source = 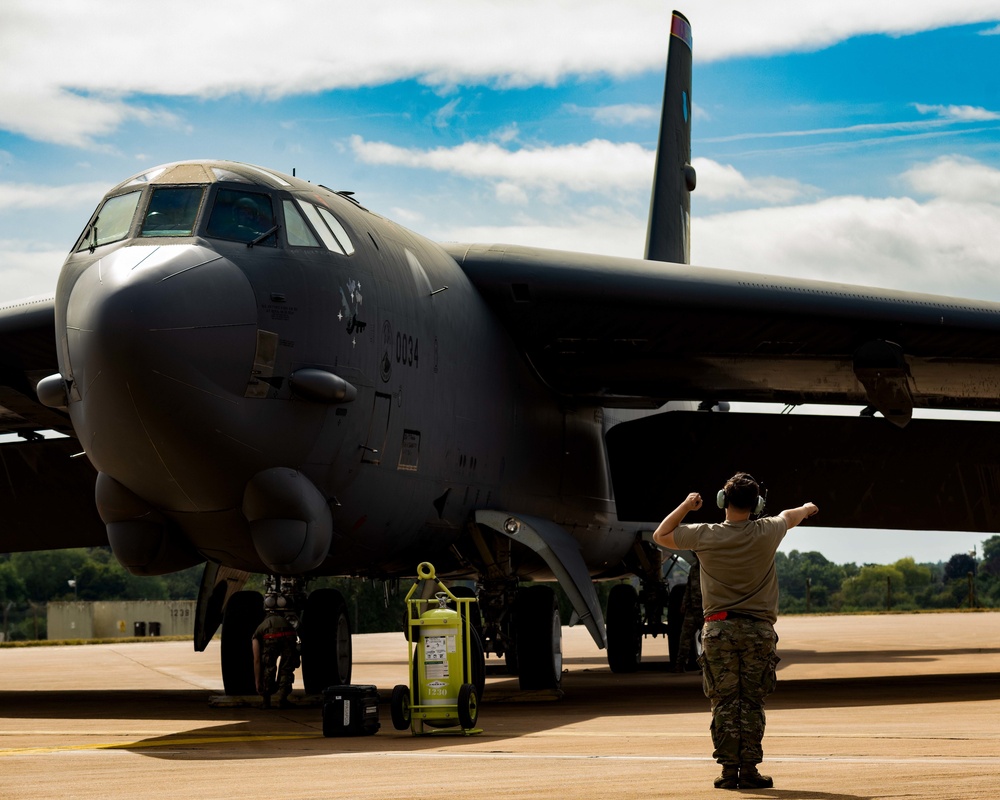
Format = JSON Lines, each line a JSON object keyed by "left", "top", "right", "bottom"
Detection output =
{"left": 698, "top": 618, "right": 779, "bottom": 767}
{"left": 261, "top": 640, "right": 300, "bottom": 698}
{"left": 675, "top": 609, "right": 701, "bottom": 670}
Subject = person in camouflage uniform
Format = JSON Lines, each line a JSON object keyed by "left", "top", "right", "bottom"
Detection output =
{"left": 252, "top": 610, "right": 300, "bottom": 708}
{"left": 674, "top": 554, "right": 702, "bottom": 672}
{"left": 653, "top": 473, "right": 817, "bottom": 790}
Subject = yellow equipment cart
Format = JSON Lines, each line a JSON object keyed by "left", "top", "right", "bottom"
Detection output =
{"left": 390, "top": 562, "right": 483, "bottom": 735}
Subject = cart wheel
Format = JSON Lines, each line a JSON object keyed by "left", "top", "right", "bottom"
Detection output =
{"left": 457, "top": 682, "right": 479, "bottom": 729}
{"left": 390, "top": 684, "right": 411, "bottom": 730}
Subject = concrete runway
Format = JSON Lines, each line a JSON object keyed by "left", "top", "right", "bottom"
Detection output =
{"left": 2, "top": 612, "right": 999, "bottom": 799}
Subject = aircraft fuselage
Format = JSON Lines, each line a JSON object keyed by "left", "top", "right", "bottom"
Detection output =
{"left": 53, "top": 161, "right": 635, "bottom": 581}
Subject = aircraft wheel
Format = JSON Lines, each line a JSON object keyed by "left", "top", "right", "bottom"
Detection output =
{"left": 390, "top": 684, "right": 411, "bottom": 731}
{"left": 513, "top": 585, "right": 563, "bottom": 691}
{"left": 607, "top": 583, "right": 642, "bottom": 673}
{"left": 300, "top": 588, "right": 353, "bottom": 694}
{"left": 221, "top": 590, "right": 263, "bottom": 696}
{"left": 457, "top": 683, "right": 479, "bottom": 729}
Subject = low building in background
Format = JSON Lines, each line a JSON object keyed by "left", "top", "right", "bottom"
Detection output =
{"left": 47, "top": 600, "right": 196, "bottom": 640}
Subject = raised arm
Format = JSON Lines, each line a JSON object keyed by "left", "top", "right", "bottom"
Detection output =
{"left": 652, "top": 492, "right": 703, "bottom": 550}
{"left": 779, "top": 502, "right": 819, "bottom": 530}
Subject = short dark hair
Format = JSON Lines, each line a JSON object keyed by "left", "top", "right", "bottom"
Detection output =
{"left": 724, "top": 472, "right": 759, "bottom": 511}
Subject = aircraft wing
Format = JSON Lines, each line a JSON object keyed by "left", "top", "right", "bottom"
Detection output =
{"left": 446, "top": 243, "right": 1000, "bottom": 423}
{"left": 0, "top": 294, "right": 106, "bottom": 552}
{"left": 0, "top": 295, "right": 76, "bottom": 435}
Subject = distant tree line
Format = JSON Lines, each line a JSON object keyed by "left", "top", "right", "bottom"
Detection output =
{"left": 775, "top": 534, "right": 1000, "bottom": 613}
{"left": 0, "top": 548, "right": 203, "bottom": 641}
{"left": 3, "top": 537, "right": 999, "bottom": 641}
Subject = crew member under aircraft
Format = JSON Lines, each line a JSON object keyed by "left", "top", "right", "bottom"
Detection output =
{"left": 652, "top": 473, "right": 818, "bottom": 791}
{"left": 252, "top": 605, "right": 300, "bottom": 709}
{"left": 673, "top": 553, "right": 702, "bottom": 673}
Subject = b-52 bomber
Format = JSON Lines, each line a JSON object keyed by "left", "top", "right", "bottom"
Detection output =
{"left": 4, "top": 10, "right": 1000, "bottom": 694}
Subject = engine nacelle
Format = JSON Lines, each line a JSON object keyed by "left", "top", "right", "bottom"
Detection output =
{"left": 96, "top": 472, "right": 203, "bottom": 575}
{"left": 242, "top": 467, "right": 332, "bottom": 574}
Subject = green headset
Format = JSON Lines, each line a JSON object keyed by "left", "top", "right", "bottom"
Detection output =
{"left": 716, "top": 475, "right": 766, "bottom": 515}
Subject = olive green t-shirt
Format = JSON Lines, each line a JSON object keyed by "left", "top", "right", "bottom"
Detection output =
{"left": 672, "top": 516, "right": 788, "bottom": 624}
{"left": 253, "top": 612, "right": 294, "bottom": 641}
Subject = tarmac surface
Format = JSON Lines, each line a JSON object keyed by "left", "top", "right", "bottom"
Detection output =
{"left": 2, "top": 611, "right": 999, "bottom": 799}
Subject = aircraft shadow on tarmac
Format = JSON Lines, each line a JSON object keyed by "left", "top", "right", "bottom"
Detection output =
{"left": 567, "top": 646, "right": 1000, "bottom": 669}
{"left": 2, "top": 666, "right": 997, "bottom": 764}
{"left": 776, "top": 646, "right": 1000, "bottom": 665}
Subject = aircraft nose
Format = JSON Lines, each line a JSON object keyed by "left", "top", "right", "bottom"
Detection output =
{"left": 62, "top": 244, "right": 259, "bottom": 510}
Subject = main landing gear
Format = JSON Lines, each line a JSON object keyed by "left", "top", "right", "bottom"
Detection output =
{"left": 470, "top": 577, "right": 563, "bottom": 692}
{"left": 606, "top": 547, "right": 690, "bottom": 673}
{"left": 220, "top": 575, "right": 353, "bottom": 696}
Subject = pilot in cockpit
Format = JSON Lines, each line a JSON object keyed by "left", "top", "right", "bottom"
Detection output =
{"left": 233, "top": 196, "right": 264, "bottom": 237}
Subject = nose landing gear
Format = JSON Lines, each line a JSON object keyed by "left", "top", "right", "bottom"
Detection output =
{"left": 220, "top": 575, "right": 353, "bottom": 696}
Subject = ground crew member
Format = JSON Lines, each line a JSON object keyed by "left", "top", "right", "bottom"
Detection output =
{"left": 252, "top": 609, "right": 300, "bottom": 708}
{"left": 673, "top": 554, "right": 701, "bottom": 673}
{"left": 652, "top": 472, "right": 817, "bottom": 790}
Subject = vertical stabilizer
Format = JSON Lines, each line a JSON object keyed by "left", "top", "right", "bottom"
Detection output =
{"left": 644, "top": 10, "right": 696, "bottom": 264}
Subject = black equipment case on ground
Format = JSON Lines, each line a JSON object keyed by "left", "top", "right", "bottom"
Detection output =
{"left": 322, "top": 685, "right": 381, "bottom": 737}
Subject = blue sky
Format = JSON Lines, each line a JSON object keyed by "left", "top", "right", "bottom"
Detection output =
{"left": 2, "top": 0, "right": 1000, "bottom": 565}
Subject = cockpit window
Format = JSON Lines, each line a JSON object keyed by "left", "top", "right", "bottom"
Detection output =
{"left": 296, "top": 200, "right": 355, "bottom": 255}
{"left": 317, "top": 207, "right": 356, "bottom": 255}
{"left": 206, "top": 189, "right": 277, "bottom": 246}
{"left": 140, "top": 186, "right": 205, "bottom": 237}
{"left": 75, "top": 190, "right": 142, "bottom": 252}
{"left": 282, "top": 199, "right": 320, "bottom": 247}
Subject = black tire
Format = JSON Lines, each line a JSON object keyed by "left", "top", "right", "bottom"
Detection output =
{"left": 513, "top": 584, "right": 563, "bottom": 691}
{"left": 607, "top": 583, "right": 642, "bottom": 673}
{"left": 457, "top": 683, "right": 479, "bottom": 729}
{"left": 390, "top": 684, "right": 411, "bottom": 731}
{"left": 221, "top": 590, "right": 263, "bottom": 696}
{"left": 300, "top": 588, "right": 353, "bottom": 694}
{"left": 467, "top": 625, "right": 487, "bottom": 700}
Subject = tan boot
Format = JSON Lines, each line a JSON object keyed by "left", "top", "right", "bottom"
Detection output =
{"left": 714, "top": 765, "right": 739, "bottom": 790}
{"left": 740, "top": 764, "right": 773, "bottom": 789}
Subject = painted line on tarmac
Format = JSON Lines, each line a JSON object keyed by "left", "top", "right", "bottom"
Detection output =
{"left": 315, "top": 752, "right": 1000, "bottom": 766}
{"left": 6, "top": 740, "right": 998, "bottom": 768}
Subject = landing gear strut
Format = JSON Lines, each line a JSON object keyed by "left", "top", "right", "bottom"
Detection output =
{"left": 466, "top": 529, "right": 563, "bottom": 692}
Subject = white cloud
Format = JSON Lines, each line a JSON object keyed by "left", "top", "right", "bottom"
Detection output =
{"left": 902, "top": 156, "right": 1000, "bottom": 203}
{"left": 430, "top": 187, "right": 1000, "bottom": 304}
{"left": 0, "top": 84, "right": 181, "bottom": 149}
{"left": 567, "top": 104, "right": 660, "bottom": 126}
{"left": 692, "top": 158, "right": 816, "bottom": 204}
{"left": 432, "top": 207, "right": 646, "bottom": 258}
{"left": 0, "top": 242, "right": 64, "bottom": 297}
{"left": 692, "top": 192, "right": 1000, "bottom": 300}
{"left": 433, "top": 98, "right": 463, "bottom": 129}
{"left": 690, "top": 1, "right": 1000, "bottom": 61}
{"left": 350, "top": 135, "right": 654, "bottom": 196}
{"left": 351, "top": 137, "right": 812, "bottom": 207}
{"left": 0, "top": 181, "right": 112, "bottom": 210}
{"left": 913, "top": 104, "right": 1000, "bottom": 121}
{"left": 424, "top": 156, "right": 1000, "bottom": 305}
{"left": 4, "top": 0, "right": 1000, "bottom": 145}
